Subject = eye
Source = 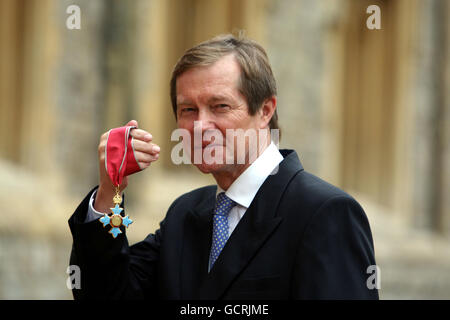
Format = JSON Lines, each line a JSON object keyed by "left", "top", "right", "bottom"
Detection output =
{"left": 214, "top": 104, "right": 230, "bottom": 111}
{"left": 180, "top": 107, "right": 196, "bottom": 114}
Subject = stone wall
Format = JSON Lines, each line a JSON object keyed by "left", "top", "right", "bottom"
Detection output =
{"left": 0, "top": 0, "right": 449, "bottom": 299}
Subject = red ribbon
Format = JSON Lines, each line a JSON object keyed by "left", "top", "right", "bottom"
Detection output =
{"left": 105, "top": 126, "right": 142, "bottom": 186}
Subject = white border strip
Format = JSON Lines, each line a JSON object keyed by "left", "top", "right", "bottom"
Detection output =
{"left": 104, "top": 129, "right": 111, "bottom": 173}
{"left": 118, "top": 127, "right": 129, "bottom": 176}
{"left": 131, "top": 136, "right": 143, "bottom": 170}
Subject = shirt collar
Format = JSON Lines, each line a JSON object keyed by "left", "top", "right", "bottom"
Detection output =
{"left": 216, "top": 142, "right": 283, "bottom": 208}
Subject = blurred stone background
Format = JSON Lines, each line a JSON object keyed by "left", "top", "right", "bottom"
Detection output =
{"left": 0, "top": 0, "right": 449, "bottom": 299}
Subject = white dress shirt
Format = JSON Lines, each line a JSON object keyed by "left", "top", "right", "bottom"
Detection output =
{"left": 215, "top": 142, "right": 283, "bottom": 235}
{"left": 86, "top": 142, "right": 284, "bottom": 233}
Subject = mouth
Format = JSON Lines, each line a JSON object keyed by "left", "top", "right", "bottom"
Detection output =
{"left": 193, "top": 142, "right": 225, "bottom": 150}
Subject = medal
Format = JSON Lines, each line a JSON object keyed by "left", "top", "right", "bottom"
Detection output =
{"left": 99, "top": 186, "right": 133, "bottom": 238}
{"left": 99, "top": 126, "right": 142, "bottom": 238}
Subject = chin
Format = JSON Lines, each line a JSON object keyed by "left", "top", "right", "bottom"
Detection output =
{"left": 190, "top": 146, "right": 230, "bottom": 174}
{"left": 193, "top": 162, "right": 226, "bottom": 174}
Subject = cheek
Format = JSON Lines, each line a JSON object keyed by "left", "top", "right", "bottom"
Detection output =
{"left": 220, "top": 110, "right": 247, "bottom": 127}
{"left": 176, "top": 121, "right": 194, "bottom": 148}
{"left": 177, "top": 119, "right": 193, "bottom": 131}
{"left": 230, "top": 113, "right": 258, "bottom": 130}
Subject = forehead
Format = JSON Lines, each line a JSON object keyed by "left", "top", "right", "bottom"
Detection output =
{"left": 176, "top": 54, "right": 241, "bottom": 102}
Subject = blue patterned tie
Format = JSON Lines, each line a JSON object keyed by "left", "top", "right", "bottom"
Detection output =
{"left": 209, "top": 192, "right": 236, "bottom": 271}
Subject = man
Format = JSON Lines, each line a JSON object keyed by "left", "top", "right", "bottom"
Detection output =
{"left": 68, "top": 34, "right": 379, "bottom": 299}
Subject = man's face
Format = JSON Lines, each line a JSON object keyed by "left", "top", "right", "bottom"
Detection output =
{"left": 176, "top": 54, "right": 266, "bottom": 174}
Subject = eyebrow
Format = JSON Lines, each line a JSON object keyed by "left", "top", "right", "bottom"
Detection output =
{"left": 176, "top": 99, "right": 194, "bottom": 106}
{"left": 177, "top": 95, "right": 234, "bottom": 106}
{"left": 206, "top": 95, "right": 233, "bottom": 104}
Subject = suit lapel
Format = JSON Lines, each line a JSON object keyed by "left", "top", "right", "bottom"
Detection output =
{"left": 199, "top": 149, "right": 304, "bottom": 299}
{"left": 199, "top": 202, "right": 282, "bottom": 299}
{"left": 180, "top": 189, "right": 215, "bottom": 299}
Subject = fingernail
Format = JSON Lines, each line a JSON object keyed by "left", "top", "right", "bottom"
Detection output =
{"left": 153, "top": 145, "right": 160, "bottom": 152}
{"left": 145, "top": 134, "right": 152, "bottom": 140}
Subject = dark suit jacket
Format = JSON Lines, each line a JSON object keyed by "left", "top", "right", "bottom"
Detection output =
{"left": 68, "top": 149, "right": 379, "bottom": 299}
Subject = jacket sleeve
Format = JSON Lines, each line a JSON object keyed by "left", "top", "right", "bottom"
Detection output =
{"left": 68, "top": 186, "right": 163, "bottom": 299}
{"left": 292, "top": 196, "right": 379, "bottom": 299}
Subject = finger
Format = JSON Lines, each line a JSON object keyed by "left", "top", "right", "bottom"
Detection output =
{"left": 126, "top": 120, "right": 138, "bottom": 127}
{"left": 99, "top": 131, "right": 110, "bottom": 143}
{"left": 134, "top": 150, "right": 159, "bottom": 164}
{"left": 133, "top": 139, "right": 160, "bottom": 155}
{"left": 131, "top": 128, "right": 152, "bottom": 142}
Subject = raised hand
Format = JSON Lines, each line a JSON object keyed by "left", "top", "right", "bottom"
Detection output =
{"left": 94, "top": 120, "right": 160, "bottom": 213}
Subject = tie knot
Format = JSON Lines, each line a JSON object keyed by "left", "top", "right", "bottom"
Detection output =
{"left": 214, "top": 192, "right": 235, "bottom": 216}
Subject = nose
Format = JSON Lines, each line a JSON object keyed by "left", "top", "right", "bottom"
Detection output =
{"left": 196, "top": 108, "right": 216, "bottom": 132}
{"left": 193, "top": 109, "right": 222, "bottom": 149}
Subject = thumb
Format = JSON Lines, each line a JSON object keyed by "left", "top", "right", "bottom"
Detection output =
{"left": 126, "top": 119, "right": 138, "bottom": 128}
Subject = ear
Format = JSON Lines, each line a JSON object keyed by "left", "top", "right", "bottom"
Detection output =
{"left": 258, "top": 96, "right": 277, "bottom": 129}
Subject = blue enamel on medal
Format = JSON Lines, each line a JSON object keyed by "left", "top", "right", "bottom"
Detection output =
{"left": 99, "top": 187, "right": 133, "bottom": 238}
